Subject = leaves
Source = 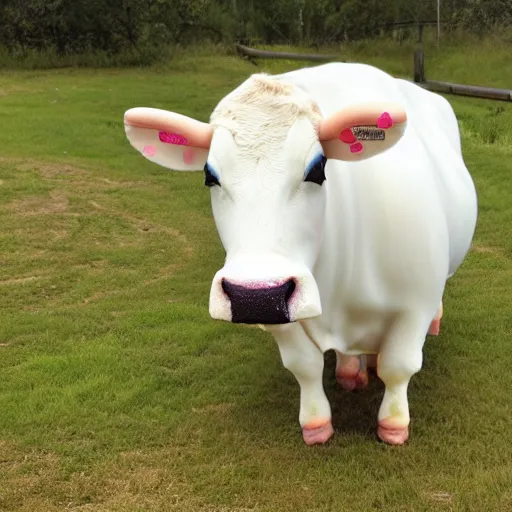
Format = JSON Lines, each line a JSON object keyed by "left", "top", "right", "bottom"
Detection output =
{"left": 0, "top": 0, "right": 510, "bottom": 57}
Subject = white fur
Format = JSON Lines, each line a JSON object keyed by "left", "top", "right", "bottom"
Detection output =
{"left": 204, "top": 63, "right": 477, "bottom": 441}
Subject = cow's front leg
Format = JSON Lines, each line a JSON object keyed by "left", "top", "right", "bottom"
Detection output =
{"left": 270, "top": 324, "right": 333, "bottom": 446}
{"left": 377, "top": 315, "right": 427, "bottom": 445}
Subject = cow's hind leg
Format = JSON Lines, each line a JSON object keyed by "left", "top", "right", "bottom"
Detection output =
{"left": 271, "top": 324, "right": 333, "bottom": 446}
{"left": 428, "top": 300, "right": 443, "bottom": 336}
{"left": 336, "top": 354, "right": 369, "bottom": 391}
{"left": 377, "top": 314, "right": 428, "bottom": 445}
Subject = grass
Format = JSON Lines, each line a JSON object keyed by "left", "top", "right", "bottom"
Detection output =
{"left": 0, "top": 41, "right": 512, "bottom": 511}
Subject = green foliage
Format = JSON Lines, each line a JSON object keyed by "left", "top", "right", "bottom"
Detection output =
{"left": 447, "top": 0, "right": 512, "bottom": 33}
{"left": 0, "top": 0, "right": 511, "bottom": 66}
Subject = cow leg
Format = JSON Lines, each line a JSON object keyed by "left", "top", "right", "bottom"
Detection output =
{"left": 272, "top": 324, "right": 333, "bottom": 446}
{"left": 376, "top": 315, "right": 427, "bottom": 445}
{"left": 366, "top": 354, "right": 378, "bottom": 369}
{"left": 335, "top": 353, "right": 369, "bottom": 391}
{"left": 428, "top": 300, "right": 443, "bottom": 336}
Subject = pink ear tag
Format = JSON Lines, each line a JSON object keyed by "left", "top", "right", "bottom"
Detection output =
{"left": 183, "top": 148, "right": 195, "bottom": 165}
{"left": 339, "top": 128, "right": 356, "bottom": 144}
{"left": 377, "top": 112, "right": 393, "bottom": 129}
{"left": 350, "top": 142, "right": 364, "bottom": 154}
{"left": 159, "top": 131, "right": 189, "bottom": 145}
{"left": 143, "top": 145, "right": 156, "bottom": 157}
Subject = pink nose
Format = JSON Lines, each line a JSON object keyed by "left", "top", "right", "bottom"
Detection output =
{"left": 221, "top": 279, "right": 296, "bottom": 324}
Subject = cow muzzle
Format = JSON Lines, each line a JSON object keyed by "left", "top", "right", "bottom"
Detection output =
{"left": 222, "top": 278, "right": 296, "bottom": 324}
{"left": 209, "top": 254, "right": 322, "bottom": 324}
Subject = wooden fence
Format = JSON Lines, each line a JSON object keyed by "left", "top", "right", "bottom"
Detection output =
{"left": 235, "top": 44, "right": 512, "bottom": 102}
{"left": 235, "top": 44, "right": 343, "bottom": 63}
{"left": 413, "top": 49, "right": 512, "bottom": 102}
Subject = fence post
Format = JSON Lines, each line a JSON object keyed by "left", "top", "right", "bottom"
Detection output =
{"left": 414, "top": 48, "right": 425, "bottom": 83}
{"left": 417, "top": 23, "right": 424, "bottom": 43}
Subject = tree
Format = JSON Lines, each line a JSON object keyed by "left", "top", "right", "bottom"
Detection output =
{"left": 0, "top": 0, "right": 510, "bottom": 60}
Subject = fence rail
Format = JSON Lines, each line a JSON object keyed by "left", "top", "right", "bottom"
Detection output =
{"left": 235, "top": 44, "right": 512, "bottom": 103}
{"left": 377, "top": 20, "right": 439, "bottom": 28}
{"left": 236, "top": 44, "right": 343, "bottom": 63}
{"left": 413, "top": 49, "right": 512, "bottom": 102}
{"left": 419, "top": 80, "right": 512, "bottom": 101}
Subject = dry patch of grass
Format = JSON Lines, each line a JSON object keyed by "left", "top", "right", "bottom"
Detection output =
{"left": 0, "top": 157, "right": 148, "bottom": 191}
{"left": 0, "top": 156, "right": 197, "bottom": 312}
{"left": 471, "top": 243, "right": 506, "bottom": 257}
{"left": 0, "top": 84, "right": 43, "bottom": 97}
{"left": 0, "top": 440, "right": 204, "bottom": 512}
{"left": 88, "top": 200, "right": 193, "bottom": 255}
{"left": 9, "top": 189, "right": 69, "bottom": 216}
{"left": 426, "top": 491, "right": 453, "bottom": 505}
{"left": 0, "top": 275, "right": 41, "bottom": 286}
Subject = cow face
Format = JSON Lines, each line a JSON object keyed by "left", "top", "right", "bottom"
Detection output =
{"left": 206, "top": 116, "right": 327, "bottom": 324}
{"left": 124, "top": 74, "right": 407, "bottom": 324}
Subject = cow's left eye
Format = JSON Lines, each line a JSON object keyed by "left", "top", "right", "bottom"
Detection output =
{"left": 304, "top": 154, "right": 327, "bottom": 185}
{"left": 204, "top": 163, "right": 220, "bottom": 187}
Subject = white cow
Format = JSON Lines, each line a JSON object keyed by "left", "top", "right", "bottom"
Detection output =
{"left": 124, "top": 63, "right": 477, "bottom": 446}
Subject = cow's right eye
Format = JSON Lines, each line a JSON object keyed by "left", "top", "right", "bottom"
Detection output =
{"left": 204, "top": 163, "right": 220, "bottom": 187}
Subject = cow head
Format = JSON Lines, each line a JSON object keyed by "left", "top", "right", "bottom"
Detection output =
{"left": 124, "top": 74, "right": 407, "bottom": 325}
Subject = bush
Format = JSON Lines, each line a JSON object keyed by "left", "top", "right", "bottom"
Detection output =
{"left": 0, "top": 0, "right": 510, "bottom": 68}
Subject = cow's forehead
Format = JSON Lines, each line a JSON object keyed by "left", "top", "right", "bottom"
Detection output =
{"left": 209, "top": 74, "right": 322, "bottom": 152}
{"left": 208, "top": 120, "right": 322, "bottom": 178}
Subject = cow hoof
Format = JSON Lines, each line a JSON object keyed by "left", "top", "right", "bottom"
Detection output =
{"left": 377, "top": 421, "right": 409, "bottom": 445}
{"left": 336, "top": 369, "right": 369, "bottom": 391}
{"left": 428, "top": 318, "right": 440, "bottom": 336}
{"left": 302, "top": 421, "right": 334, "bottom": 445}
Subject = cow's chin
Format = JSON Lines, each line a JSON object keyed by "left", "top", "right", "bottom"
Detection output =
{"left": 208, "top": 254, "right": 322, "bottom": 325}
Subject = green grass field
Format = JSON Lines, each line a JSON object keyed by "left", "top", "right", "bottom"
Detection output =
{"left": 1, "top": 43, "right": 511, "bottom": 511}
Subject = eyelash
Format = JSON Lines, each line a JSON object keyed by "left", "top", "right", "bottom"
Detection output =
{"left": 204, "top": 163, "right": 220, "bottom": 187}
{"left": 304, "top": 154, "right": 327, "bottom": 185}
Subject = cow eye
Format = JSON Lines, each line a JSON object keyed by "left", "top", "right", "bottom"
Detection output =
{"left": 304, "top": 154, "right": 327, "bottom": 185}
{"left": 204, "top": 163, "right": 220, "bottom": 187}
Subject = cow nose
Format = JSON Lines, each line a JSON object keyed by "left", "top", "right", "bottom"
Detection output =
{"left": 221, "top": 279, "right": 296, "bottom": 324}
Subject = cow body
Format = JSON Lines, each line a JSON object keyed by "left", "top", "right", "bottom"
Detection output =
{"left": 272, "top": 63, "right": 476, "bottom": 354}
{"left": 124, "top": 62, "right": 477, "bottom": 445}
{"left": 261, "top": 64, "right": 477, "bottom": 444}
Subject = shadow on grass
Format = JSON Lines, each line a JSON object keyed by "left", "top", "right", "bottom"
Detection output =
{"left": 212, "top": 333, "right": 463, "bottom": 448}
{"left": 218, "top": 346, "right": 386, "bottom": 444}
{"left": 325, "top": 352, "right": 384, "bottom": 440}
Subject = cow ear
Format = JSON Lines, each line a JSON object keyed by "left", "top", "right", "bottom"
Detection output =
{"left": 318, "top": 103, "right": 407, "bottom": 162}
{"left": 124, "top": 108, "right": 213, "bottom": 171}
